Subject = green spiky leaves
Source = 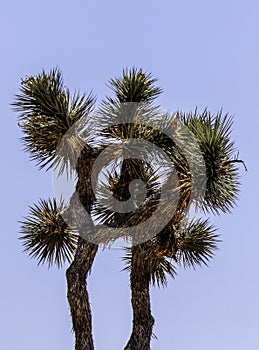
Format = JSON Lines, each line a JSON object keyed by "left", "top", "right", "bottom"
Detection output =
{"left": 20, "top": 198, "right": 78, "bottom": 268}
{"left": 182, "top": 110, "right": 241, "bottom": 213}
{"left": 108, "top": 67, "right": 163, "bottom": 104}
{"left": 122, "top": 245, "right": 177, "bottom": 288}
{"left": 176, "top": 218, "right": 219, "bottom": 268}
{"left": 13, "top": 68, "right": 95, "bottom": 173}
{"left": 15, "top": 67, "right": 243, "bottom": 285}
{"left": 122, "top": 218, "right": 219, "bottom": 286}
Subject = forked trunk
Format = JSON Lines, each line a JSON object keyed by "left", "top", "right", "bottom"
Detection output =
{"left": 124, "top": 244, "right": 154, "bottom": 350}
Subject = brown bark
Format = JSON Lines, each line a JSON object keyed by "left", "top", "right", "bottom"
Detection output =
{"left": 66, "top": 146, "right": 98, "bottom": 350}
{"left": 66, "top": 239, "right": 98, "bottom": 350}
{"left": 124, "top": 243, "right": 154, "bottom": 350}
{"left": 114, "top": 159, "right": 155, "bottom": 350}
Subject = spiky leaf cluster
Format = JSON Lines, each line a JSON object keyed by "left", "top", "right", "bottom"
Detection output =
{"left": 15, "top": 66, "right": 242, "bottom": 277}
{"left": 122, "top": 245, "right": 176, "bottom": 287}
{"left": 89, "top": 69, "right": 240, "bottom": 286}
{"left": 20, "top": 198, "right": 78, "bottom": 268}
{"left": 13, "top": 68, "right": 95, "bottom": 172}
{"left": 108, "top": 67, "right": 163, "bottom": 104}
{"left": 182, "top": 110, "right": 240, "bottom": 213}
{"left": 122, "top": 217, "right": 219, "bottom": 286}
{"left": 176, "top": 218, "right": 219, "bottom": 268}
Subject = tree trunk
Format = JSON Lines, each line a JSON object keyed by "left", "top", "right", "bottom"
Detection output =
{"left": 113, "top": 158, "right": 155, "bottom": 350}
{"left": 124, "top": 243, "right": 154, "bottom": 350}
{"left": 66, "top": 146, "right": 98, "bottom": 350}
{"left": 66, "top": 238, "right": 98, "bottom": 350}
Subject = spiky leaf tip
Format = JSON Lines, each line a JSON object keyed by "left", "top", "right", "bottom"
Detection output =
{"left": 182, "top": 109, "right": 241, "bottom": 214}
{"left": 176, "top": 218, "right": 220, "bottom": 269}
{"left": 108, "top": 66, "right": 163, "bottom": 104}
{"left": 122, "top": 245, "right": 177, "bottom": 288}
{"left": 20, "top": 198, "right": 78, "bottom": 268}
{"left": 13, "top": 68, "right": 95, "bottom": 173}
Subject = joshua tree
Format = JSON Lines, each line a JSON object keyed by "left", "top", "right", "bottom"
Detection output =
{"left": 14, "top": 67, "right": 243, "bottom": 350}
{"left": 14, "top": 70, "right": 99, "bottom": 350}
{"left": 93, "top": 68, "right": 243, "bottom": 350}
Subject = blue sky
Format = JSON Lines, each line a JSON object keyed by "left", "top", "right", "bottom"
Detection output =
{"left": 1, "top": 0, "right": 259, "bottom": 349}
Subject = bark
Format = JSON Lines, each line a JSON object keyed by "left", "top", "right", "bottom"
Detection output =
{"left": 114, "top": 159, "right": 155, "bottom": 350}
{"left": 66, "top": 239, "right": 98, "bottom": 350}
{"left": 124, "top": 243, "right": 154, "bottom": 350}
{"left": 66, "top": 146, "right": 98, "bottom": 350}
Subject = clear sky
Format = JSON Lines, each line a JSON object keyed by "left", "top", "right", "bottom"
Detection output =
{"left": 1, "top": 0, "right": 258, "bottom": 349}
